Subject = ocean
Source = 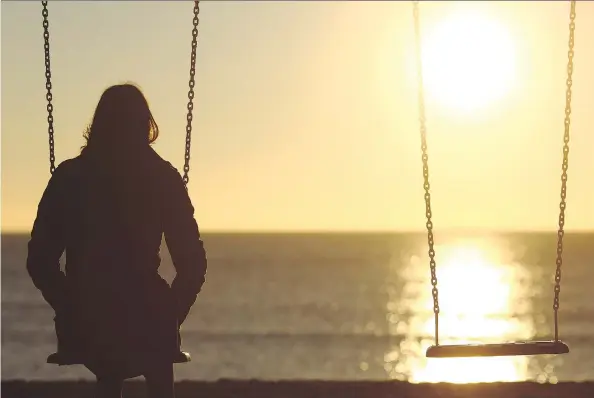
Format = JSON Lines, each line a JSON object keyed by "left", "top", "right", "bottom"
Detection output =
{"left": 2, "top": 232, "right": 593, "bottom": 383}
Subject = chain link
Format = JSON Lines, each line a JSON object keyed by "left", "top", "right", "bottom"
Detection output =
{"left": 42, "top": 1, "right": 56, "bottom": 175}
{"left": 412, "top": 0, "right": 440, "bottom": 345}
{"left": 553, "top": 0, "right": 576, "bottom": 342}
{"left": 183, "top": 1, "right": 200, "bottom": 188}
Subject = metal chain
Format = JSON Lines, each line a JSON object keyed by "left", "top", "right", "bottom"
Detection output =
{"left": 42, "top": 1, "right": 56, "bottom": 175}
{"left": 41, "top": 0, "right": 200, "bottom": 182}
{"left": 553, "top": 0, "right": 576, "bottom": 342}
{"left": 183, "top": 1, "right": 200, "bottom": 188}
{"left": 412, "top": 0, "right": 440, "bottom": 345}
{"left": 174, "top": 0, "right": 201, "bottom": 353}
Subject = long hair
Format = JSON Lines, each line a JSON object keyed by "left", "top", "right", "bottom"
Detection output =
{"left": 81, "top": 83, "right": 159, "bottom": 159}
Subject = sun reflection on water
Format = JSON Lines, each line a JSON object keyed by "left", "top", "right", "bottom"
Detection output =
{"left": 385, "top": 239, "right": 538, "bottom": 383}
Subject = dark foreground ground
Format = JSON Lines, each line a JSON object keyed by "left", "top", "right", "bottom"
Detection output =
{"left": 3, "top": 380, "right": 594, "bottom": 398}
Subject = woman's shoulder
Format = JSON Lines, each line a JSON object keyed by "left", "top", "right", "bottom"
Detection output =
{"left": 52, "top": 156, "right": 85, "bottom": 179}
{"left": 146, "top": 147, "right": 183, "bottom": 180}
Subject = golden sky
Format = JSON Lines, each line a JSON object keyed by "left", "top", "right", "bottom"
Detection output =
{"left": 2, "top": 1, "right": 593, "bottom": 232}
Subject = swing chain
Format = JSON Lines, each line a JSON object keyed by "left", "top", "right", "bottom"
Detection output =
{"left": 183, "top": 1, "right": 200, "bottom": 188}
{"left": 412, "top": 1, "right": 440, "bottom": 344}
{"left": 553, "top": 0, "right": 576, "bottom": 341}
{"left": 42, "top": 1, "right": 56, "bottom": 175}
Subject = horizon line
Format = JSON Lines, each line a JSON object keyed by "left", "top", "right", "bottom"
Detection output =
{"left": 2, "top": 228, "right": 593, "bottom": 235}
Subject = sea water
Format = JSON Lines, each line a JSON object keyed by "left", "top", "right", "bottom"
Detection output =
{"left": 2, "top": 232, "right": 593, "bottom": 382}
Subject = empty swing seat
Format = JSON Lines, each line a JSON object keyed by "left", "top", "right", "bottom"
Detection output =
{"left": 47, "top": 350, "right": 192, "bottom": 365}
{"left": 426, "top": 340, "right": 569, "bottom": 358}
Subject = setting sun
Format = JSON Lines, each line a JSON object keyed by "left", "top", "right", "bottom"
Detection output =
{"left": 420, "top": 9, "right": 516, "bottom": 114}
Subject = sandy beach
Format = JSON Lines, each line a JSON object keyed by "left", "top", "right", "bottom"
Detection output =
{"left": 3, "top": 380, "right": 594, "bottom": 398}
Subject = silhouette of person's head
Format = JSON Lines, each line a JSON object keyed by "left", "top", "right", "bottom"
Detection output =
{"left": 82, "top": 83, "right": 159, "bottom": 157}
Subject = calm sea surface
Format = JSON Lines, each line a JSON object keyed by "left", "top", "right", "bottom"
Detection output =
{"left": 2, "top": 232, "right": 593, "bottom": 383}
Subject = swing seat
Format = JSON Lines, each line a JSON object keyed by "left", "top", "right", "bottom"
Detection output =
{"left": 426, "top": 340, "right": 569, "bottom": 358}
{"left": 47, "top": 350, "right": 191, "bottom": 365}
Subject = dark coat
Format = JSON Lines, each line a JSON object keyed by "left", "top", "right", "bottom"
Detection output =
{"left": 26, "top": 147, "right": 207, "bottom": 371}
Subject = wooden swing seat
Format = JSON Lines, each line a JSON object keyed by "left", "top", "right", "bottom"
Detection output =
{"left": 47, "top": 350, "right": 191, "bottom": 365}
{"left": 426, "top": 340, "right": 569, "bottom": 358}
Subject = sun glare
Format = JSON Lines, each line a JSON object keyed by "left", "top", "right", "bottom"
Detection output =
{"left": 386, "top": 241, "right": 540, "bottom": 383}
{"left": 420, "top": 10, "right": 516, "bottom": 114}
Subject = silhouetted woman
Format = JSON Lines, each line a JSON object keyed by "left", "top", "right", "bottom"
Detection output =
{"left": 27, "top": 83, "right": 208, "bottom": 398}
